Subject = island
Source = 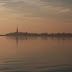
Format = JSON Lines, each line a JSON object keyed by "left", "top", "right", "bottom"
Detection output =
{"left": 0, "top": 27, "right": 72, "bottom": 37}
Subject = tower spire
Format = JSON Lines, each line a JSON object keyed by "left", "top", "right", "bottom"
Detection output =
{"left": 16, "top": 25, "right": 18, "bottom": 33}
{"left": 16, "top": 27, "right": 18, "bottom": 33}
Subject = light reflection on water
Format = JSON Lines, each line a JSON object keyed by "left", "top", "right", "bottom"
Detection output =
{"left": 0, "top": 36, "right": 72, "bottom": 72}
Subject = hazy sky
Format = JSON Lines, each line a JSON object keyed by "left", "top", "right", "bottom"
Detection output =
{"left": 0, "top": 0, "right": 72, "bottom": 34}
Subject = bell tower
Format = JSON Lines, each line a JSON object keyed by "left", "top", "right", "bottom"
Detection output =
{"left": 16, "top": 27, "right": 18, "bottom": 33}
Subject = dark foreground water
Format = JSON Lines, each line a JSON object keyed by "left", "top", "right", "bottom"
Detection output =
{"left": 0, "top": 36, "right": 72, "bottom": 72}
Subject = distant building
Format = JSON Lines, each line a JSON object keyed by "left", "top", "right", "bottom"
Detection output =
{"left": 16, "top": 27, "right": 19, "bottom": 33}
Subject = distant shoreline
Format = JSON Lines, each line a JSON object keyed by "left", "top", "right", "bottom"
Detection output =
{"left": 0, "top": 35, "right": 6, "bottom": 36}
{"left": 0, "top": 32, "right": 72, "bottom": 37}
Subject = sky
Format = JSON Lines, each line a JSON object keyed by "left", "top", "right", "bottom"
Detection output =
{"left": 0, "top": 0, "right": 72, "bottom": 34}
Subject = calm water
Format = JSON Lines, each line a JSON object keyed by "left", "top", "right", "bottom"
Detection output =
{"left": 0, "top": 36, "right": 72, "bottom": 72}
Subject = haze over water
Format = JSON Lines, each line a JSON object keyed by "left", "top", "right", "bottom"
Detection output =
{"left": 0, "top": 36, "right": 72, "bottom": 72}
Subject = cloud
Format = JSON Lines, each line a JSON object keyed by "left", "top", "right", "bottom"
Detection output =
{"left": 59, "top": 9, "right": 71, "bottom": 13}
{"left": 0, "top": 0, "right": 72, "bottom": 23}
{"left": 0, "top": 0, "right": 72, "bottom": 15}
{"left": 40, "top": 0, "right": 72, "bottom": 23}
{"left": 0, "top": 0, "right": 41, "bottom": 17}
{"left": 40, "top": 0, "right": 72, "bottom": 12}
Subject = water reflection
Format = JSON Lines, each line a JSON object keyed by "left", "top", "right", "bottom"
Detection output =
{"left": 6, "top": 36, "right": 72, "bottom": 49}
{"left": 6, "top": 36, "right": 38, "bottom": 40}
{"left": 6, "top": 36, "right": 72, "bottom": 41}
{"left": 6, "top": 36, "right": 38, "bottom": 48}
{"left": 0, "top": 36, "right": 72, "bottom": 72}
{"left": 0, "top": 57, "right": 72, "bottom": 72}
